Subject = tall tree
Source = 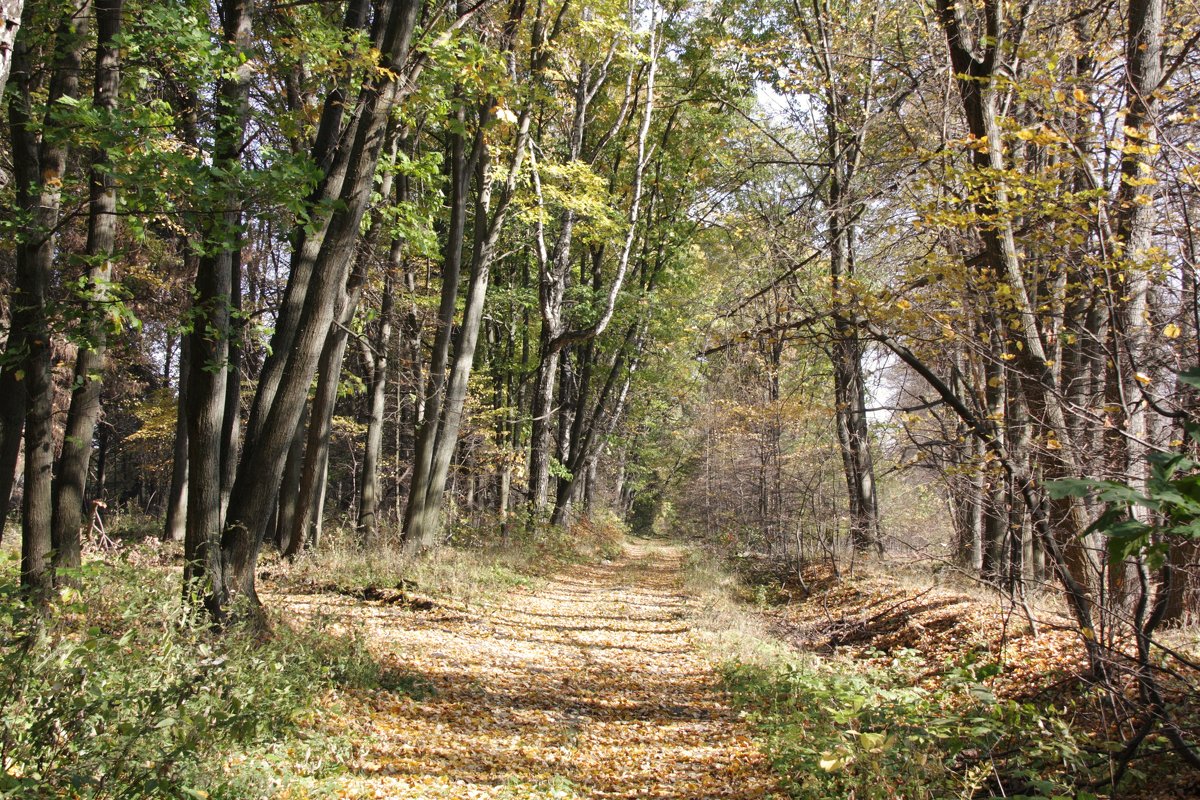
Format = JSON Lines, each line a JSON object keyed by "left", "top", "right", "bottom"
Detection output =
{"left": 183, "top": 0, "right": 252, "bottom": 610}
{"left": 8, "top": 0, "right": 92, "bottom": 596}
{"left": 51, "top": 0, "right": 124, "bottom": 574}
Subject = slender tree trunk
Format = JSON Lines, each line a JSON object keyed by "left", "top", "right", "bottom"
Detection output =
{"left": 275, "top": 399, "right": 309, "bottom": 552}
{"left": 311, "top": 454, "right": 329, "bottom": 549}
{"left": 527, "top": 345, "right": 562, "bottom": 513}
{"left": 286, "top": 314, "right": 350, "bottom": 557}
{"left": 831, "top": 328, "right": 880, "bottom": 554}
{"left": 0, "top": 343, "right": 24, "bottom": 540}
{"left": 404, "top": 107, "right": 470, "bottom": 545}
{"left": 551, "top": 322, "right": 640, "bottom": 526}
{"left": 51, "top": 0, "right": 123, "bottom": 574}
{"left": 164, "top": 334, "right": 190, "bottom": 542}
{"left": 935, "top": 0, "right": 1095, "bottom": 595}
{"left": 414, "top": 204, "right": 498, "bottom": 545}
{"left": 358, "top": 269, "right": 394, "bottom": 541}
{"left": 237, "top": 0, "right": 371, "bottom": 460}
{"left": 220, "top": 248, "right": 243, "bottom": 518}
{"left": 0, "top": 0, "right": 21, "bottom": 109}
{"left": 287, "top": 254, "right": 368, "bottom": 557}
{"left": 1111, "top": 0, "right": 1163, "bottom": 517}
{"left": 403, "top": 59, "right": 535, "bottom": 549}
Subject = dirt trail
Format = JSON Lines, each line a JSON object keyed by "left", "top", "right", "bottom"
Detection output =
{"left": 288, "top": 540, "right": 783, "bottom": 799}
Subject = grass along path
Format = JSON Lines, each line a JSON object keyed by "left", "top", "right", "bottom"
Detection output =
{"left": 283, "top": 540, "right": 784, "bottom": 799}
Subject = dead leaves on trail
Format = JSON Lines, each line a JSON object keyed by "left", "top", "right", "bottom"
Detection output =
{"left": 279, "top": 544, "right": 784, "bottom": 799}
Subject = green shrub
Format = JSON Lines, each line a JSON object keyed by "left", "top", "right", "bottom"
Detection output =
{"left": 722, "top": 649, "right": 1092, "bottom": 800}
{"left": 0, "top": 562, "right": 385, "bottom": 799}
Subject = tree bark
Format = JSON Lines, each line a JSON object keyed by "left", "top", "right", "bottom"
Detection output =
{"left": 9, "top": 0, "right": 91, "bottom": 597}
{"left": 402, "top": 5, "right": 537, "bottom": 548}
{"left": 404, "top": 105, "right": 471, "bottom": 545}
{"left": 0, "top": 0, "right": 21, "bottom": 110}
{"left": 528, "top": 25, "right": 657, "bottom": 521}
{"left": 220, "top": 248, "right": 243, "bottom": 518}
{"left": 935, "top": 0, "right": 1095, "bottom": 593}
{"left": 0, "top": 0, "right": 27, "bottom": 533}
{"left": 275, "top": 399, "right": 309, "bottom": 553}
{"left": 358, "top": 268, "right": 394, "bottom": 541}
{"left": 286, "top": 295, "right": 354, "bottom": 557}
{"left": 164, "top": 333, "right": 190, "bottom": 542}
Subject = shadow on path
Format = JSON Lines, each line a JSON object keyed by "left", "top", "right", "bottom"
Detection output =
{"left": 281, "top": 540, "right": 783, "bottom": 799}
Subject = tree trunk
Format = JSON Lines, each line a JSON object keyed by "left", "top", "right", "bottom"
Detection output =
{"left": 220, "top": 248, "right": 243, "bottom": 519}
{"left": 0, "top": 0, "right": 22, "bottom": 111}
{"left": 403, "top": 60, "right": 536, "bottom": 549}
{"left": 527, "top": 345, "right": 561, "bottom": 514}
{"left": 237, "top": 0, "right": 371, "bottom": 461}
{"left": 404, "top": 106, "right": 471, "bottom": 546}
{"left": 0, "top": 338, "right": 25, "bottom": 540}
{"left": 184, "top": 0, "right": 250, "bottom": 613}
{"left": 287, "top": 245, "right": 370, "bottom": 557}
{"left": 358, "top": 268, "right": 395, "bottom": 541}
{"left": 164, "top": 333, "right": 190, "bottom": 542}
{"left": 275, "top": 399, "right": 309, "bottom": 553}
{"left": 551, "top": 322, "right": 641, "bottom": 526}
{"left": 935, "top": 0, "right": 1095, "bottom": 596}
{"left": 1110, "top": 0, "right": 1163, "bottom": 536}
{"left": 51, "top": 0, "right": 123, "bottom": 574}
{"left": 287, "top": 324, "right": 348, "bottom": 558}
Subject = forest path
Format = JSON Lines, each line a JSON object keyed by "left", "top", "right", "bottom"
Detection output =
{"left": 297, "top": 539, "right": 783, "bottom": 799}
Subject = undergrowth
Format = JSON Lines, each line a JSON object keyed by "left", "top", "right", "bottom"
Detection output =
{"left": 0, "top": 555, "right": 396, "bottom": 799}
{"left": 722, "top": 654, "right": 1090, "bottom": 800}
{"left": 282, "top": 510, "right": 628, "bottom": 603}
{"left": 684, "top": 549, "right": 1096, "bottom": 800}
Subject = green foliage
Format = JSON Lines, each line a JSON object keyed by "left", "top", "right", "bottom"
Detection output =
{"left": 722, "top": 650, "right": 1090, "bottom": 800}
{"left": 0, "top": 561, "right": 392, "bottom": 799}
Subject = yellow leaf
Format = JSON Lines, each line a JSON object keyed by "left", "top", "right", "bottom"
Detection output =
{"left": 1135, "top": 372, "right": 1152, "bottom": 385}
{"left": 818, "top": 753, "right": 850, "bottom": 772}
{"left": 1163, "top": 323, "right": 1181, "bottom": 339}
{"left": 492, "top": 104, "right": 519, "bottom": 125}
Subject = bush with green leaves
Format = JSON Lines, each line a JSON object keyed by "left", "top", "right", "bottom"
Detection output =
{"left": 722, "top": 649, "right": 1091, "bottom": 800}
{"left": 0, "top": 561, "right": 384, "bottom": 799}
{"left": 1047, "top": 371, "right": 1200, "bottom": 573}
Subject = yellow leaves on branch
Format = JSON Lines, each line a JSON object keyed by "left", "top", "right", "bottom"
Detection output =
{"left": 1014, "top": 126, "right": 1065, "bottom": 146}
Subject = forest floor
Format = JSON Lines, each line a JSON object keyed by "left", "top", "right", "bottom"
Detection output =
{"left": 277, "top": 539, "right": 785, "bottom": 799}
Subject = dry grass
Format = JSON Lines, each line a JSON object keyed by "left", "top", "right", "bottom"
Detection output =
{"left": 680, "top": 549, "right": 805, "bottom": 670}
{"left": 270, "top": 511, "right": 631, "bottom": 609}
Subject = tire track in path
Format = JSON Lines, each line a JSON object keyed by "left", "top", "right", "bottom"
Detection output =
{"left": 286, "top": 539, "right": 783, "bottom": 799}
